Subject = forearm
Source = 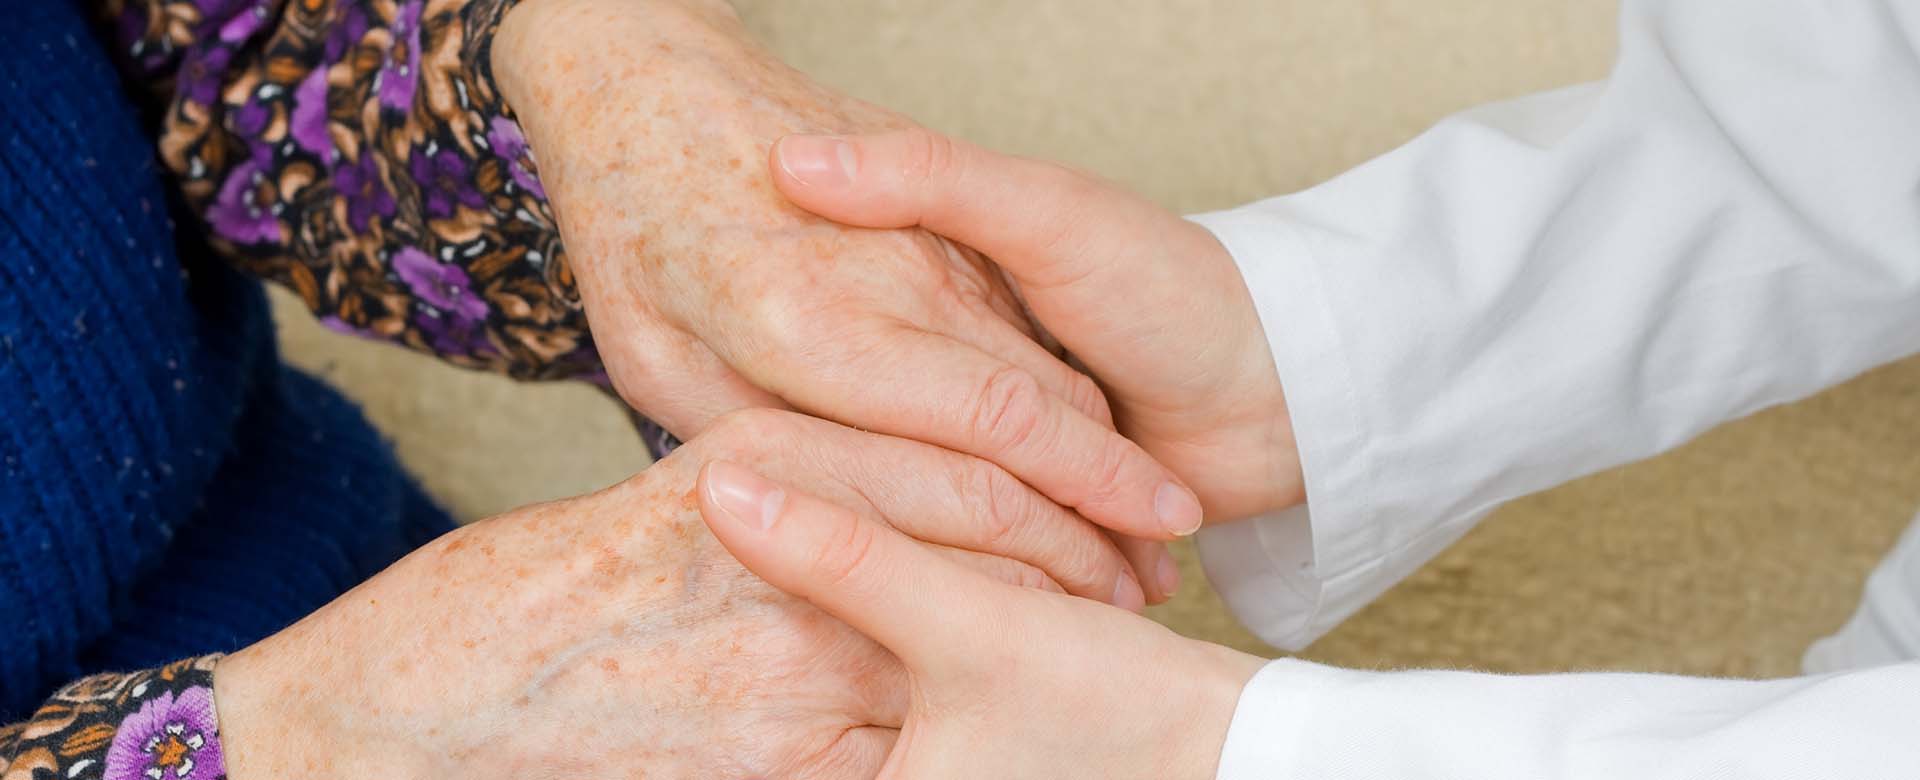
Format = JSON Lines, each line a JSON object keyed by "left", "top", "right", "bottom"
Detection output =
{"left": 0, "top": 657, "right": 225, "bottom": 779}
{"left": 1197, "top": 0, "right": 1920, "bottom": 649}
{"left": 1217, "top": 659, "right": 1920, "bottom": 778}
{"left": 92, "top": 0, "right": 594, "bottom": 380}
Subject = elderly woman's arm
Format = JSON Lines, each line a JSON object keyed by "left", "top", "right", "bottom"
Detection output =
{"left": 95, "top": 0, "right": 600, "bottom": 382}
{"left": 2, "top": 409, "right": 1136, "bottom": 777}
{"left": 87, "top": 1, "right": 1198, "bottom": 585}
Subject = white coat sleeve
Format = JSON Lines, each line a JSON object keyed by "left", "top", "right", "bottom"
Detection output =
{"left": 1190, "top": 0, "right": 1920, "bottom": 651}
{"left": 1214, "top": 659, "right": 1920, "bottom": 779}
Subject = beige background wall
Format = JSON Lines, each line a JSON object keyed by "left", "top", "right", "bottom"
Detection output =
{"left": 272, "top": 0, "right": 1920, "bottom": 676}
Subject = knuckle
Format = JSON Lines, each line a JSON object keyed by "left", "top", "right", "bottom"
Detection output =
{"left": 740, "top": 290, "right": 815, "bottom": 354}
{"left": 902, "top": 127, "right": 963, "bottom": 189}
{"left": 1080, "top": 435, "right": 1135, "bottom": 510}
{"left": 816, "top": 514, "right": 882, "bottom": 590}
{"left": 966, "top": 366, "right": 1049, "bottom": 455}
{"left": 1056, "top": 529, "right": 1118, "bottom": 594}
{"left": 1022, "top": 165, "right": 1111, "bottom": 286}
{"left": 746, "top": 289, "right": 876, "bottom": 370}
{"left": 1016, "top": 563, "right": 1065, "bottom": 594}
{"left": 956, "top": 461, "right": 1027, "bottom": 550}
{"left": 1065, "top": 371, "right": 1114, "bottom": 428}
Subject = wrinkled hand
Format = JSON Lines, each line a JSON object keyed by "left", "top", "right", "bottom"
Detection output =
{"left": 697, "top": 462, "right": 1268, "bottom": 779}
{"left": 769, "top": 128, "right": 1302, "bottom": 522}
{"left": 492, "top": 0, "right": 1195, "bottom": 598}
{"left": 212, "top": 409, "right": 1146, "bottom": 778}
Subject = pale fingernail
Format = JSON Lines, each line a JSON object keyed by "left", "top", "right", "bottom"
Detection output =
{"left": 776, "top": 134, "right": 856, "bottom": 188}
{"left": 704, "top": 461, "right": 786, "bottom": 531}
{"left": 1155, "top": 549, "right": 1182, "bottom": 599}
{"left": 1112, "top": 573, "right": 1146, "bottom": 612}
{"left": 1154, "top": 482, "right": 1203, "bottom": 537}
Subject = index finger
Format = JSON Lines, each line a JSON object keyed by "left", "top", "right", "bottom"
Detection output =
{"left": 776, "top": 328, "right": 1204, "bottom": 541}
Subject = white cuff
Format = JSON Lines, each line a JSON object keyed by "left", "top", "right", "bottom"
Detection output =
{"left": 1189, "top": 209, "right": 1488, "bottom": 650}
{"left": 1213, "top": 659, "right": 1353, "bottom": 779}
{"left": 1187, "top": 207, "right": 1369, "bottom": 651}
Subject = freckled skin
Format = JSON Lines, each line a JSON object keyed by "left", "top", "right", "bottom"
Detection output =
{"left": 489, "top": 0, "right": 1046, "bottom": 446}
{"left": 207, "top": 2, "right": 1159, "bottom": 774}
{"left": 215, "top": 411, "right": 930, "bottom": 779}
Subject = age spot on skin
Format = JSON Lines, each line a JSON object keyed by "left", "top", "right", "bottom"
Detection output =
{"left": 592, "top": 546, "right": 631, "bottom": 582}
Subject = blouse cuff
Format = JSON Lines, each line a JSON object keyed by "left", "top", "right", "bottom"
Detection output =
{"left": 0, "top": 655, "right": 226, "bottom": 780}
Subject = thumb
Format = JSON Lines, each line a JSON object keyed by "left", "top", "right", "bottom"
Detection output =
{"left": 696, "top": 460, "right": 998, "bottom": 669}
{"left": 770, "top": 128, "right": 1135, "bottom": 291}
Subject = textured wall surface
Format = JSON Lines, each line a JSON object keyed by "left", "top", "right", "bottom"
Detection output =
{"left": 272, "top": 0, "right": 1920, "bottom": 675}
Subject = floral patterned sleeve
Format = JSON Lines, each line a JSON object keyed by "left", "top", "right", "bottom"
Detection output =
{"left": 95, "top": 0, "right": 592, "bottom": 381}
{"left": 0, "top": 656, "right": 225, "bottom": 780}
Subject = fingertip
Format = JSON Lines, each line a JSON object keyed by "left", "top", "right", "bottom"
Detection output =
{"left": 699, "top": 459, "right": 786, "bottom": 533}
{"left": 1154, "top": 481, "right": 1204, "bottom": 538}
{"left": 773, "top": 134, "right": 857, "bottom": 191}
{"left": 1111, "top": 535, "right": 1176, "bottom": 606}
{"left": 1153, "top": 546, "right": 1182, "bottom": 601}
{"left": 1112, "top": 572, "right": 1147, "bottom": 613}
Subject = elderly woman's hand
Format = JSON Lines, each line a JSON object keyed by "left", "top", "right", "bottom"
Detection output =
{"left": 209, "top": 409, "right": 1144, "bottom": 777}
{"left": 488, "top": 0, "right": 1196, "bottom": 600}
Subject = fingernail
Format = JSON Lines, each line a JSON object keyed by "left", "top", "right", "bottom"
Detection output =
{"left": 1155, "top": 549, "right": 1182, "bottom": 599}
{"left": 1112, "top": 572, "right": 1146, "bottom": 612}
{"left": 776, "top": 135, "right": 856, "bottom": 188}
{"left": 1154, "top": 482, "right": 1203, "bottom": 537}
{"left": 704, "top": 461, "right": 786, "bottom": 531}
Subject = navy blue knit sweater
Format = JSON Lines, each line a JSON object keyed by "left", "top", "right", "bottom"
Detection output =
{"left": 0, "top": 0, "right": 452, "bottom": 718}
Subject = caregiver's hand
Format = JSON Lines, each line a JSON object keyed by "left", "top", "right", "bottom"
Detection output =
{"left": 212, "top": 409, "right": 1145, "bottom": 778}
{"left": 771, "top": 130, "right": 1303, "bottom": 522}
{"left": 698, "top": 463, "right": 1268, "bottom": 779}
{"left": 491, "top": 0, "right": 1202, "bottom": 569}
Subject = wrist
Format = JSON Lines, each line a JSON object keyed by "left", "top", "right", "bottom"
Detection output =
{"left": 1171, "top": 642, "right": 1268, "bottom": 780}
{"left": 1208, "top": 225, "right": 1306, "bottom": 521}
{"left": 215, "top": 641, "right": 422, "bottom": 778}
{"left": 215, "top": 646, "right": 324, "bottom": 779}
{"left": 495, "top": 0, "right": 741, "bottom": 93}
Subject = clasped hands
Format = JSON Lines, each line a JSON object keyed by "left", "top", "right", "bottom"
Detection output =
{"left": 217, "top": 0, "right": 1300, "bottom": 776}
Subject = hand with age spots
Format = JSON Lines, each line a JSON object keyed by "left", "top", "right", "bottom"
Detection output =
{"left": 211, "top": 410, "right": 1144, "bottom": 778}
{"left": 490, "top": 0, "right": 1194, "bottom": 601}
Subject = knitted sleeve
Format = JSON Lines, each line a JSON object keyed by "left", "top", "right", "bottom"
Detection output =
{"left": 0, "top": 656, "right": 226, "bottom": 780}
{"left": 93, "top": 0, "right": 596, "bottom": 382}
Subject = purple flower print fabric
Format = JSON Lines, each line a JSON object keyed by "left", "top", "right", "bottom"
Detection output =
{"left": 2, "top": 656, "right": 226, "bottom": 780}
{"left": 91, "top": 0, "right": 679, "bottom": 455}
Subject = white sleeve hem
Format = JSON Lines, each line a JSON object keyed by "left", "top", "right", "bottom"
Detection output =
{"left": 1188, "top": 209, "right": 1379, "bottom": 651}
{"left": 1214, "top": 659, "right": 1351, "bottom": 779}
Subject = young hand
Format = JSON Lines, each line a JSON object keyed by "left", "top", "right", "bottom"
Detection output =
{"left": 769, "top": 128, "right": 1304, "bottom": 522}
{"left": 696, "top": 461, "right": 1268, "bottom": 779}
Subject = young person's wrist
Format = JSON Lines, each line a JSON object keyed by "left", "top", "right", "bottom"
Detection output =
{"left": 1172, "top": 642, "right": 1270, "bottom": 780}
